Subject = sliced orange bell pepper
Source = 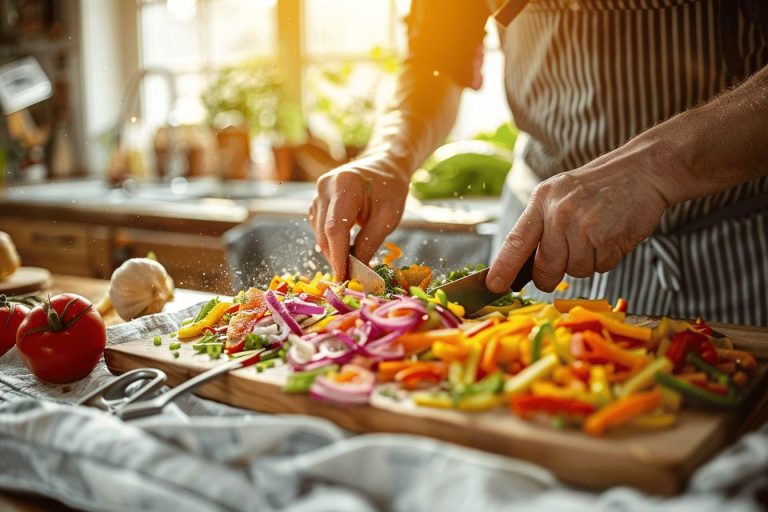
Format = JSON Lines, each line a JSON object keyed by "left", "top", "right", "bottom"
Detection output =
{"left": 395, "top": 362, "right": 447, "bottom": 390}
{"left": 583, "top": 389, "right": 663, "bottom": 436}
{"left": 432, "top": 340, "right": 470, "bottom": 361}
{"left": 382, "top": 242, "right": 403, "bottom": 267}
{"left": 553, "top": 299, "right": 612, "bottom": 314}
{"left": 582, "top": 331, "right": 649, "bottom": 369}
{"left": 397, "top": 328, "right": 463, "bottom": 355}
{"left": 480, "top": 336, "right": 500, "bottom": 374}
{"left": 568, "top": 306, "right": 652, "bottom": 342}
{"left": 379, "top": 360, "right": 420, "bottom": 382}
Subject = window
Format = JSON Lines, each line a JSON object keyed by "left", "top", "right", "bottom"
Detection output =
{"left": 134, "top": 0, "right": 509, "bottom": 162}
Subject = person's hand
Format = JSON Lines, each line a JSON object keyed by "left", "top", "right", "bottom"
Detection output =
{"left": 487, "top": 138, "right": 679, "bottom": 293}
{"left": 310, "top": 155, "right": 410, "bottom": 279}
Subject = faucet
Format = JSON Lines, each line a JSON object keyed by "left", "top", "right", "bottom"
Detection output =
{"left": 113, "top": 67, "right": 186, "bottom": 182}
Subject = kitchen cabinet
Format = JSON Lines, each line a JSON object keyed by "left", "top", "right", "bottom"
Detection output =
{"left": 0, "top": 218, "right": 232, "bottom": 295}
{"left": 0, "top": 218, "right": 111, "bottom": 278}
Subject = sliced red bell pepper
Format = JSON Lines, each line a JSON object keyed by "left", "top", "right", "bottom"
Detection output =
{"left": 666, "top": 330, "right": 717, "bottom": 372}
{"left": 613, "top": 298, "right": 628, "bottom": 313}
{"left": 557, "top": 319, "right": 604, "bottom": 334}
{"left": 691, "top": 316, "right": 713, "bottom": 336}
{"left": 510, "top": 394, "right": 596, "bottom": 418}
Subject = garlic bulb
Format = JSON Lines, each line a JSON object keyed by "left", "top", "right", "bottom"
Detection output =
{"left": 0, "top": 231, "right": 21, "bottom": 281}
{"left": 109, "top": 258, "right": 174, "bottom": 320}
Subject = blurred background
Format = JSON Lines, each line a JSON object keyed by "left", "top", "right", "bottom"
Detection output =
{"left": 0, "top": 0, "right": 514, "bottom": 294}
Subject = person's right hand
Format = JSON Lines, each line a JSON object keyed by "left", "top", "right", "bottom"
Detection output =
{"left": 310, "top": 155, "right": 410, "bottom": 279}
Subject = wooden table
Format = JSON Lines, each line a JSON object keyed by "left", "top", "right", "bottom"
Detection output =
{"left": 1, "top": 275, "right": 216, "bottom": 512}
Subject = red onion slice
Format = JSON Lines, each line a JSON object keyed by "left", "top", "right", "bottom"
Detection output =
{"left": 265, "top": 291, "right": 303, "bottom": 336}
{"left": 324, "top": 287, "right": 353, "bottom": 314}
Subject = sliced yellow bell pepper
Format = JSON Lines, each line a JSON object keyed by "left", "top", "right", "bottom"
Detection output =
{"left": 347, "top": 279, "right": 365, "bottom": 292}
{"left": 508, "top": 303, "right": 546, "bottom": 317}
{"left": 412, "top": 391, "right": 501, "bottom": 411}
{"left": 504, "top": 353, "right": 559, "bottom": 397}
{"left": 177, "top": 301, "right": 233, "bottom": 339}
{"left": 568, "top": 306, "right": 652, "bottom": 342}
{"left": 618, "top": 356, "right": 673, "bottom": 398}
{"left": 589, "top": 365, "right": 613, "bottom": 406}
{"left": 630, "top": 411, "right": 677, "bottom": 429}
{"left": 306, "top": 315, "right": 337, "bottom": 333}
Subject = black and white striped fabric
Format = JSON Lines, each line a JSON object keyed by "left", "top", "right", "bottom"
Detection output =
{"left": 494, "top": 0, "right": 768, "bottom": 325}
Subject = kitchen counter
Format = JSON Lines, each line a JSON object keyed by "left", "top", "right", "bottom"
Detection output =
{"left": 0, "top": 178, "right": 501, "bottom": 235}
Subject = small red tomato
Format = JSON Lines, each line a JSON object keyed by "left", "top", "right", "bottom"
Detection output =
{"left": 16, "top": 293, "right": 106, "bottom": 384}
{"left": 0, "top": 297, "right": 30, "bottom": 357}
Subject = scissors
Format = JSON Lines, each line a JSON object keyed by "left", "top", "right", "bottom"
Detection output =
{"left": 78, "top": 352, "right": 261, "bottom": 420}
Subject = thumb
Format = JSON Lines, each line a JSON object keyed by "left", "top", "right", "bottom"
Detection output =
{"left": 487, "top": 205, "right": 544, "bottom": 293}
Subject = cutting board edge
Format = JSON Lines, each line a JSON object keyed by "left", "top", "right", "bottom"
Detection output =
{"left": 103, "top": 342, "right": 756, "bottom": 496}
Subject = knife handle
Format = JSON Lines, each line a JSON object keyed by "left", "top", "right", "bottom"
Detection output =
{"left": 509, "top": 251, "right": 536, "bottom": 292}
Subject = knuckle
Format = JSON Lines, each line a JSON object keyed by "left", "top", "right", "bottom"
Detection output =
{"left": 324, "top": 219, "right": 350, "bottom": 236}
{"left": 504, "top": 231, "right": 527, "bottom": 250}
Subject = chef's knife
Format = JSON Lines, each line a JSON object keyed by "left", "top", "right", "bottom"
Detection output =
{"left": 430, "top": 252, "right": 536, "bottom": 316}
{"left": 349, "top": 255, "right": 386, "bottom": 295}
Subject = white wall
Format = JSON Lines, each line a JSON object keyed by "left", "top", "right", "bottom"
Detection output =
{"left": 79, "top": 0, "right": 139, "bottom": 175}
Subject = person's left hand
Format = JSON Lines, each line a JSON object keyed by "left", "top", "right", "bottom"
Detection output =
{"left": 486, "top": 138, "right": 679, "bottom": 293}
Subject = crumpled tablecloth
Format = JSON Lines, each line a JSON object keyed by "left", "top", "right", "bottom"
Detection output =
{"left": 1, "top": 305, "right": 766, "bottom": 512}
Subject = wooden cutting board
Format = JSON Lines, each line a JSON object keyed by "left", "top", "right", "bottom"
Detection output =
{"left": 105, "top": 320, "right": 768, "bottom": 495}
{"left": 0, "top": 267, "right": 51, "bottom": 295}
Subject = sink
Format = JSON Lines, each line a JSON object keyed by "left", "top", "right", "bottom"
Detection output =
{"left": 0, "top": 178, "right": 317, "bottom": 207}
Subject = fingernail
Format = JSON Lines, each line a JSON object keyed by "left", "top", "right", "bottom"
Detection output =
{"left": 489, "top": 277, "right": 506, "bottom": 292}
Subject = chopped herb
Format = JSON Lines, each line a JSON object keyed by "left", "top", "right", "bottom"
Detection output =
{"left": 172, "top": 351, "right": 180, "bottom": 359}
{"left": 259, "top": 348, "right": 281, "bottom": 361}
{"left": 153, "top": 335, "right": 162, "bottom": 346}
{"left": 432, "top": 264, "right": 487, "bottom": 288}
{"left": 551, "top": 415, "right": 565, "bottom": 430}
{"left": 168, "top": 342, "right": 181, "bottom": 351}
{"left": 244, "top": 333, "right": 269, "bottom": 351}
{"left": 342, "top": 295, "right": 361, "bottom": 309}
{"left": 254, "top": 359, "right": 276, "bottom": 372}
{"left": 373, "top": 264, "right": 399, "bottom": 294}
{"left": 282, "top": 365, "right": 338, "bottom": 393}
{"left": 193, "top": 297, "right": 220, "bottom": 323}
{"left": 207, "top": 343, "right": 223, "bottom": 359}
{"left": 169, "top": 332, "right": 177, "bottom": 338}
{"left": 378, "top": 388, "right": 401, "bottom": 401}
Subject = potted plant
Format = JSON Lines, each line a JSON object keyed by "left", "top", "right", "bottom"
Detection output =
{"left": 202, "top": 58, "right": 306, "bottom": 180}
{"left": 309, "top": 46, "right": 399, "bottom": 161}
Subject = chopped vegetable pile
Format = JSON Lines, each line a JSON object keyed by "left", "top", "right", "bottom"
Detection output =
{"left": 167, "top": 244, "right": 760, "bottom": 437}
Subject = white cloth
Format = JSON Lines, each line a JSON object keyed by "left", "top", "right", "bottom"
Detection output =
{"left": 0, "top": 305, "right": 766, "bottom": 512}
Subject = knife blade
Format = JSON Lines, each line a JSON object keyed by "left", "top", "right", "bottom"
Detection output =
{"left": 348, "top": 255, "right": 386, "bottom": 295}
{"left": 430, "top": 252, "right": 536, "bottom": 316}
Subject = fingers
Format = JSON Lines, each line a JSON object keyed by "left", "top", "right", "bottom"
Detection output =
{"left": 487, "top": 204, "right": 544, "bottom": 293}
{"left": 594, "top": 243, "right": 623, "bottom": 273}
{"left": 353, "top": 209, "right": 399, "bottom": 265}
{"left": 534, "top": 223, "right": 568, "bottom": 292}
{"left": 325, "top": 194, "right": 362, "bottom": 280}
{"left": 565, "top": 230, "right": 596, "bottom": 278}
{"left": 310, "top": 196, "right": 330, "bottom": 261}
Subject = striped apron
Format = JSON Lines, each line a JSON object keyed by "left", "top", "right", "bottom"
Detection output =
{"left": 492, "top": 0, "right": 768, "bottom": 326}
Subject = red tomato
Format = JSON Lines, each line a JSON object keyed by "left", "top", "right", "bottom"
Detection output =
{"left": 0, "top": 299, "right": 29, "bottom": 357}
{"left": 16, "top": 293, "right": 106, "bottom": 384}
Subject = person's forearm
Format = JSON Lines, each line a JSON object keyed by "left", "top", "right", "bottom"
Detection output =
{"left": 361, "top": 63, "right": 463, "bottom": 179}
{"left": 649, "top": 65, "right": 768, "bottom": 206}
